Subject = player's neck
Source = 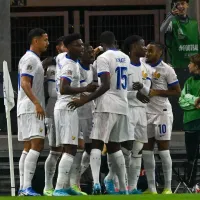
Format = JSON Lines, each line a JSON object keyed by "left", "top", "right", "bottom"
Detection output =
{"left": 29, "top": 47, "right": 41, "bottom": 57}
{"left": 80, "top": 60, "right": 90, "bottom": 69}
{"left": 67, "top": 53, "right": 78, "bottom": 62}
{"left": 106, "top": 45, "right": 116, "bottom": 51}
{"left": 149, "top": 58, "right": 162, "bottom": 67}
{"left": 130, "top": 57, "right": 140, "bottom": 65}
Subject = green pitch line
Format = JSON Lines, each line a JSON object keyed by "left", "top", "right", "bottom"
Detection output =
{"left": 0, "top": 194, "right": 200, "bottom": 200}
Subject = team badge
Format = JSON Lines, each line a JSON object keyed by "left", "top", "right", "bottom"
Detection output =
{"left": 142, "top": 70, "right": 148, "bottom": 79}
{"left": 39, "top": 128, "right": 43, "bottom": 133}
{"left": 67, "top": 70, "right": 72, "bottom": 76}
{"left": 153, "top": 71, "right": 160, "bottom": 79}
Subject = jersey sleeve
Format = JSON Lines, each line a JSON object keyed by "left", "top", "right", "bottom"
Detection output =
{"left": 46, "top": 66, "right": 56, "bottom": 82}
{"left": 92, "top": 61, "right": 98, "bottom": 83}
{"left": 46, "top": 66, "right": 57, "bottom": 97}
{"left": 97, "top": 56, "right": 110, "bottom": 77}
{"left": 60, "top": 64, "right": 74, "bottom": 83}
{"left": 21, "top": 57, "right": 37, "bottom": 78}
{"left": 79, "top": 67, "right": 87, "bottom": 87}
{"left": 166, "top": 66, "right": 179, "bottom": 86}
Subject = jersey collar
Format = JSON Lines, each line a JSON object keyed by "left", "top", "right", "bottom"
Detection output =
{"left": 27, "top": 50, "right": 40, "bottom": 58}
{"left": 66, "top": 54, "right": 78, "bottom": 63}
{"left": 130, "top": 61, "right": 141, "bottom": 67}
{"left": 79, "top": 61, "right": 90, "bottom": 71}
{"left": 150, "top": 59, "right": 162, "bottom": 67}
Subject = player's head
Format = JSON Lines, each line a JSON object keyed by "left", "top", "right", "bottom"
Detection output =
{"left": 124, "top": 35, "right": 146, "bottom": 58}
{"left": 171, "top": 0, "right": 189, "bottom": 16}
{"left": 188, "top": 54, "right": 200, "bottom": 74}
{"left": 28, "top": 28, "right": 49, "bottom": 52}
{"left": 63, "top": 33, "right": 84, "bottom": 59}
{"left": 81, "top": 43, "right": 95, "bottom": 65}
{"left": 56, "top": 36, "right": 68, "bottom": 54}
{"left": 100, "top": 31, "right": 116, "bottom": 50}
{"left": 146, "top": 42, "right": 164, "bottom": 64}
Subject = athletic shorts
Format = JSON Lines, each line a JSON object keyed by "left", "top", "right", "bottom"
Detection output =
{"left": 18, "top": 114, "right": 45, "bottom": 141}
{"left": 90, "top": 112, "right": 133, "bottom": 143}
{"left": 54, "top": 109, "right": 79, "bottom": 146}
{"left": 128, "top": 107, "right": 148, "bottom": 143}
{"left": 79, "top": 118, "right": 93, "bottom": 143}
{"left": 147, "top": 112, "right": 173, "bottom": 140}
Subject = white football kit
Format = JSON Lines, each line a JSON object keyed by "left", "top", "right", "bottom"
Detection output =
{"left": 90, "top": 50, "right": 133, "bottom": 143}
{"left": 146, "top": 60, "right": 178, "bottom": 140}
{"left": 45, "top": 64, "right": 57, "bottom": 147}
{"left": 127, "top": 61, "right": 152, "bottom": 143}
{"left": 54, "top": 54, "right": 80, "bottom": 146}
{"left": 77, "top": 63, "right": 98, "bottom": 143}
{"left": 17, "top": 50, "right": 45, "bottom": 141}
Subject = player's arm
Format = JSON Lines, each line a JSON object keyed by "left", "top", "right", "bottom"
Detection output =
{"left": 60, "top": 64, "right": 96, "bottom": 95}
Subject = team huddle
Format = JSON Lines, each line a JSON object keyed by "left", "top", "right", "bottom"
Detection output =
{"left": 17, "top": 28, "right": 181, "bottom": 196}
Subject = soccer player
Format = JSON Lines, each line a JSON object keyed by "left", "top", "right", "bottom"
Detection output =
{"left": 17, "top": 28, "right": 49, "bottom": 196}
{"left": 68, "top": 31, "right": 132, "bottom": 195}
{"left": 142, "top": 42, "right": 181, "bottom": 194}
{"left": 53, "top": 33, "right": 97, "bottom": 196}
{"left": 68, "top": 43, "right": 96, "bottom": 195}
{"left": 122, "top": 35, "right": 151, "bottom": 194}
{"left": 43, "top": 36, "right": 67, "bottom": 196}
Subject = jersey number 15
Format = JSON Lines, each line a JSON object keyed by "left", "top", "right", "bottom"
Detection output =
{"left": 115, "top": 67, "right": 127, "bottom": 90}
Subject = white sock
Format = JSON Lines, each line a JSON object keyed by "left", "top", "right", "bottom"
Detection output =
{"left": 128, "top": 141, "right": 143, "bottom": 191}
{"left": 159, "top": 150, "right": 172, "bottom": 190}
{"left": 70, "top": 151, "right": 83, "bottom": 186}
{"left": 55, "top": 153, "right": 74, "bottom": 190}
{"left": 121, "top": 147, "right": 131, "bottom": 185}
{"left": 142, "top": 150, "right": 157, "bottom": 193}
{"left": 80, "top": 151, "right": 90, "bottom": 175}
{"left": 105, "top": 154, "right": 116, "bottom": 180}
{"left": 128, "top": 155, "right": 142, "bottom": 190}
{"left": 19, "top": 151, "right": 28, "bottom": 190}
{"left": 44, "top": 151, "right": 61, "bottom": 190}
{"left": 23, "top": 149, "right": 40, "bottom": 189}
{"left": 90, "top": 149, "right": 101, "bottom": 184}
{"left": 109, "top": 150, "right": 126, "bottom": 191}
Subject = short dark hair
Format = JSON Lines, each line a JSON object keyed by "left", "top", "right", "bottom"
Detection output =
{"left": 100, "top": 31, "right": 115, "bottom": 45}
{"left": 63, "top": 33, "right": 82, "bottom": 47}
{"left": 83, "top": 43, "right": 92, "bottom": 51}
{"left": 190, "top": 54, "right": 200, "bottom": 68}
{"left": 56, "top": 36, "right": 66, "bottom": 46}
{"left": 171, "top": 0, "right": 189, "bottom": 8}
{"left": 28, "top": 28, "right": 46, "bottom": 45}
{"left": 123, "top": 35, "right": 143, "bottom": 55}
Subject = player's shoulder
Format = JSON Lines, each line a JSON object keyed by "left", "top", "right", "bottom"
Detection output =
{"left": 47, "top": 65, "right": 56, "bottom": 72}
{"left": 56, "top": 52, "right": 67, "bottom": 62}
{"left": 19, "top": 51, "right": 38, "bottom": 66}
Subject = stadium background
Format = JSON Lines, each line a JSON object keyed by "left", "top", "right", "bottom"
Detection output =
{"left": 0, "top": 0, "right": 200, "bottom": 195}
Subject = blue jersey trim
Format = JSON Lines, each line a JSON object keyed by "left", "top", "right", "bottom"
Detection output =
{"left": 150, "top": 59, "right": 162, "bottom": 67}
{"left": 168, "top": 80, "right": 179, "bottom": 87}
{"left": 61, "top": 76, "right": 72, "bottom": 83}
{"left": 66, "top": 54, "right": 78, "bottom": 63}
{"left": 47, "top": 79, "right": 56, "bottom": 82}
{"left": 98, "top": 71, "right": 110, "bottom": 77}
{"left": 27, "top": 50, "right": 40, "bottom": 58}
{"left": 130, "top": 61, "right": 141, "bottom": 67}
{"left": 80, "top": 80, "right": 86, "bottom": 83}
{"left": 21, "top": 73, "right": 34, "bottom": 78}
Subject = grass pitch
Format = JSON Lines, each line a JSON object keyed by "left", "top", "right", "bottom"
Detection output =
{"left": 0, "top": 194, "right": 200, "bottom": 200}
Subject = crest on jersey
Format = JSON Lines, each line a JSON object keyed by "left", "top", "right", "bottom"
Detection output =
{"left": 67, "top": 70, "right": 72, "bottom": 76}
{"left": 26, "top": 65, "right": 33, "bottom": 72}
{"left": 72, "top": 136, "right": 76, "bottom": 140}
{"left": 142, "top": 70, "right": 148, "bottom": 80}
{"left": 153, "top": 71, "right": 160, "bottom": 79}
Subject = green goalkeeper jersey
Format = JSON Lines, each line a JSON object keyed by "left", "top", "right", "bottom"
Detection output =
{"left": 179, "top": 75, "right": 200, "bottom": 125}
{"left": 166, "top": 17, "right": 200, "bottom": 68}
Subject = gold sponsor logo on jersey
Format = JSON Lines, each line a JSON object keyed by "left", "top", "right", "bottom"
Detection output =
{"left": 153, "top": 71, "right": 160, "bottom": 79}
{"left": 39, "top": 128, "right": 43, "bottom": 133}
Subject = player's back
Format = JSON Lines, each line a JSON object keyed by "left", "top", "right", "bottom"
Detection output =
{"left": 17, "top": 51, "right": 44, "bottom": 116}
{"left": 95, "top": 50, "right": 129, "bottom": 115}
{"left": 55, "top": 53, "right": 80, "bottom": 110}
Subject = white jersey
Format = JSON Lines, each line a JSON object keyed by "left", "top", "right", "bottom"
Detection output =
{"left": 46, "top": 65, "right": 56, "bottom": 117}
{"left": 54, "top": 54, "right": 80, "bottom": 110}
{"left": 128, "top": 61, "right": 152, "bottom": 108}
{"left": 146, "top": 60, "right": 179, "bottom": 114}
{"left": 77, "top": 63, "right": 97, "bottom": 119}
{"left": 95, "top": 50, "right": 130, "bottom": 115}
{"left": 17, "top": 50, "right": 45, "bottom": 116}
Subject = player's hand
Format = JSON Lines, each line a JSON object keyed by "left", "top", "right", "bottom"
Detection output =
{"left": 35, "top": 103, "right": 45, "bottom": 120}
{"left": 94, "top": 46, "right": 103, "bottom": 56}
{"left": 149, "top": 89, "right": 158, "bottom": 97}
{"left": 136, "top": 91, "right": 150, "bottom": 103}
{"left": 67, "top": 96, "right": 88, "bottom": 110}
{"left": 195, "top": 98, "right": 200, "bottom": 109}
{"left": 171, "top": 9, "right": 180, "bottom": 16}
{"left": 86, "top": 83, "right": 98, "bottom": 92}
{"left": 132, "top": 82, "right": 143, "bottom": 90}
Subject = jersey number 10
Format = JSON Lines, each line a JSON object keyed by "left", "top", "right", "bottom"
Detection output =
{"left": 115, "top": 67, "right": 127, "bottom": 90}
